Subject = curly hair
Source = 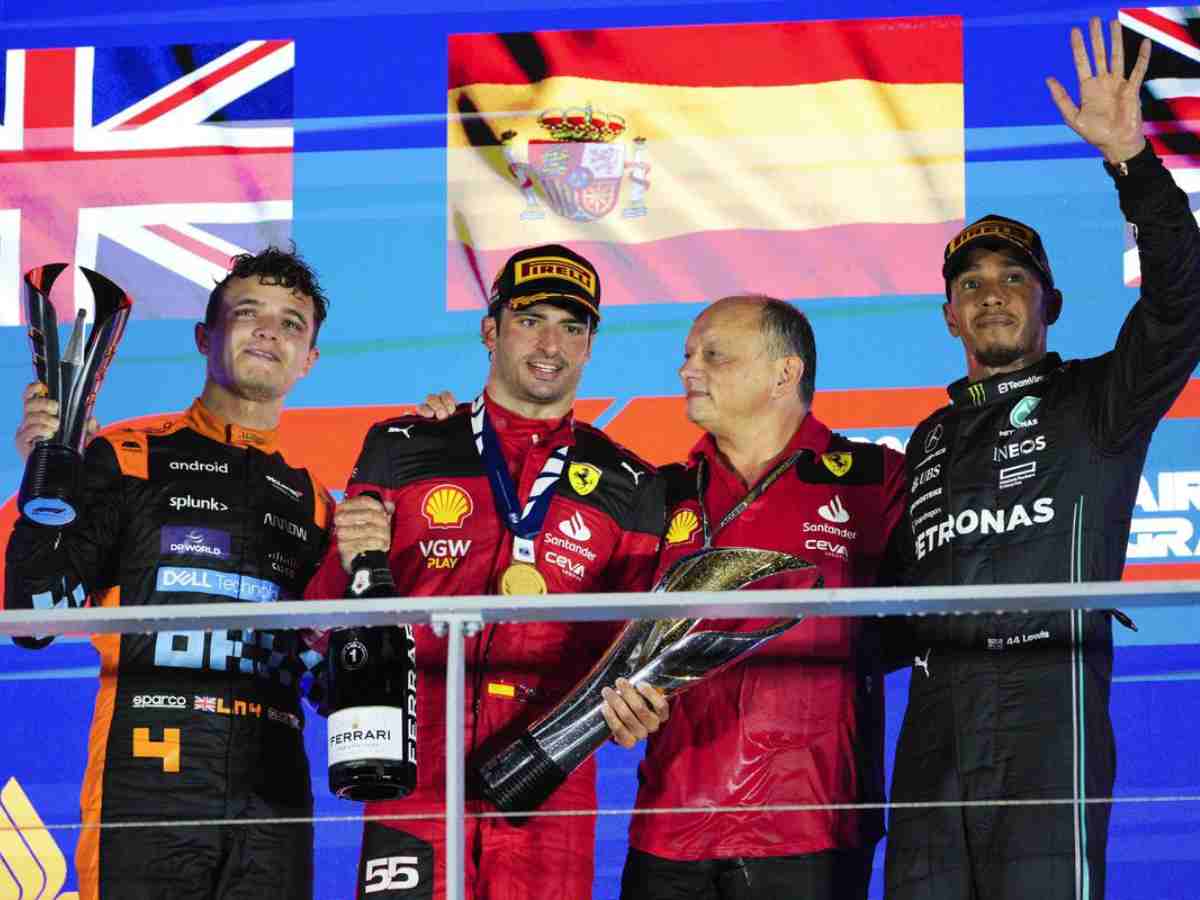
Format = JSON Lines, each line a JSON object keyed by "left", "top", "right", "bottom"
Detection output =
{"left": 206, "top": 245, "right": 329, "bottom": 344}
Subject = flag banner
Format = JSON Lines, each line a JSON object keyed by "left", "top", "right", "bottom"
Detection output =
{"left": 0, "top": 41, "right": 295, "bottom": 325}
{"left": 447, "top": 16, "right": 964, "bottom": 309}
{"left": 1120, "top": 7, "right": 1200, "bottom": 287}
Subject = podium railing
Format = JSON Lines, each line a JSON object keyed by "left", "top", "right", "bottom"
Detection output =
{"left": 4, "top": 579, "right": 1199, "bottom": 900}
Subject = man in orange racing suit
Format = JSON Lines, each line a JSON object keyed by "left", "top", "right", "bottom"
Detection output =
{"left": 6, "top": 247, "right": 333, "bottom": 900}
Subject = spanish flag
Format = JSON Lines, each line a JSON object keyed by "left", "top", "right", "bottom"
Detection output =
{"left": 447, "top": 16, "right": 964, "bottom": 308}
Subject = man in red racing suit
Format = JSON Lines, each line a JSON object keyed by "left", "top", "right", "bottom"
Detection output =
{"left": 306, "top": 243, "right": 666, "bottom": 900}
{"left": 623, "top": 296, "right": 906, "bottom": 900}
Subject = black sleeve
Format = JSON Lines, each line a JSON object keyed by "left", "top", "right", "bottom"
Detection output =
{"left": 1093, "top": 143, "right": 1200, "bottom": 449}
{"left": 5, "top": 438, "right": 126, "bottom": 639}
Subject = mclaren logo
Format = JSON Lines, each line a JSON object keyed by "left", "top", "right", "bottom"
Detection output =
{"left": 820, "top": 452, "right": 852, "bottom": 477}
{"left": 0, "top": 777, "right": 78, "bottom": 899}
{"left": 422, "top": 485, "right": 474, "bottom": 528}
{"left": 568, "top": 463, "right": 602, "bottom": 496}
{"left": 666, "top": 509, "right": 700, "bottom": 545}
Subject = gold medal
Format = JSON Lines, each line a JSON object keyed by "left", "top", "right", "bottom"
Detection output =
{"left": 499, "top": 562, "right": 548, "bottom": 596}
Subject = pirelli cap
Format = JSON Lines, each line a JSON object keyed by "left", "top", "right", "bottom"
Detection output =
{"left": 943, "top": 214, "right": 1055, "bottom": 289}
{"left": 489, "top": 244, "right": 601, "bottom": 323}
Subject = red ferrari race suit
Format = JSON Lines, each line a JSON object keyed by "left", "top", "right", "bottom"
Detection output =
{"left": 305, "top": 395, "right": 664, "bottom": 900}
{"left": 625, "top": 414, "right": 905, "bottom": 896}
{"left": 5, "top": 400, "right": 333, "bottom": 900}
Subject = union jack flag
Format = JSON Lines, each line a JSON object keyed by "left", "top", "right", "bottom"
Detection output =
{"left": 0, "top": 40, "right": 294, "bottom": 325}
{"left": 193, "top": 696, "right": 218, "bottom": 713}
{"left": 1119, "top": 7, "right": 1200, "bottom": 286}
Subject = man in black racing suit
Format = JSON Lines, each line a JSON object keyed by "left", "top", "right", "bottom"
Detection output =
{"left": 885, "top": 20, "right": 1200, "bottom": 900}
{"left": 5, "top": 248, "right": 333, "bottom": 900}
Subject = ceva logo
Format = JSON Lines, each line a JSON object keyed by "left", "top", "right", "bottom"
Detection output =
{"left": 0, "top": 776, "right": 78, "bottom": 898}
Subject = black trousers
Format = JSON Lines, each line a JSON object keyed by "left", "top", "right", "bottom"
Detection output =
{"left": 620, "top": 846, "right": 875, "bottom": 900}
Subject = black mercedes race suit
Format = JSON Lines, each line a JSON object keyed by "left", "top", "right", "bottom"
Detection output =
{"left": 4, "top": 401, "right": 332, "bottom": 900}
{"left": 886, "top": 145, "right": 1200, "bottom": 900}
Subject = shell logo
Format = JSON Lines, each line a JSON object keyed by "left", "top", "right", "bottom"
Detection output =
{"left": 665, "top": 508, "right": 699, "bottom": 545}
{"left": 422, "top": 485, "right": 474, "bottom": 529}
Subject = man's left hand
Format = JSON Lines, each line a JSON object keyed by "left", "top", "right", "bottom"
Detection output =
{"left": 1046, "top": 17, "right": 1150, "bottom": 164}
{"left": 600, "top": 678, "right": 669, "bottom": 749}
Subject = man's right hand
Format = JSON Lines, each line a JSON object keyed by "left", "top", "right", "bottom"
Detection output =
{"left": 334, "top": 494, "right": 396, "bottom": 574}
{"left": 15, "top": 381, "right": 100, "bottom": 462}
{"left": 15, "top": 382, "right": 59, "bottom": 462}
{"left": 415, "top": 390, "right": 458, "bottom": 420}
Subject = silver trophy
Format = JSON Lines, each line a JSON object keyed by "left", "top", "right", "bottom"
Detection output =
{"left": 477, "top": 546, "right": 821, "bottom": 813}
{"left": 18, "top": 264, "right": 133, "bottom": 526}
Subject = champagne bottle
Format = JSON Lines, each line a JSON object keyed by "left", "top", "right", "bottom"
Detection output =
{"left": 327, "top": 548, "right": 418, "bottom": 801}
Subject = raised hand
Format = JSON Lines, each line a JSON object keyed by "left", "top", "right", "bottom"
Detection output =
{"left": 1046, "top": 17, "right": 1150, "bottom": 164}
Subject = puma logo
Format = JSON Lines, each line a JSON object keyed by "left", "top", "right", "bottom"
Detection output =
{"left": 621, "top": 461, "right": 644, "bottom": 486}
{"left": 914, "top": 648, "right": 932, "bottom": 678}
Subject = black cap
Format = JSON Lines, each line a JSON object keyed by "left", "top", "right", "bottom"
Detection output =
{"left": 488, "top": 244, "right": 601, "bottom": 323}
{"left": 943, "top": 214, "right": 1055, "bottom": 289}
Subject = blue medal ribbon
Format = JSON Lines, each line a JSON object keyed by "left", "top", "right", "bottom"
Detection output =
{"left": 471, "top": 394, "right": 568, "bottom": 563}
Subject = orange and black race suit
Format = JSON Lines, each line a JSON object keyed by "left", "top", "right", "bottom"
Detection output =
{"left": 305, "top": 396, "right": 665, "bottom": 900}
{"left": 5, "top": 400, "right": 333, "bottom": 900}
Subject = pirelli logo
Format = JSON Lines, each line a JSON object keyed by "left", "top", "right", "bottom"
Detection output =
{"left": 946, "top": 220, "right": 1038, "bottom": 257}
{"left": 0, "top": 777, "right": 77, "bottom": 899}
{"left": 514, "top": 257, "right": 597, "bottom": 297}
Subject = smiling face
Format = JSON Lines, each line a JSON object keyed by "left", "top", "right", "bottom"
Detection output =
{"left": 481, "top": 300, "right": 593, "bottom": 419}
{"left": 944, "top": 247, "right": 1055, "bottom": 379}
{"left": 197, "top": 275, "right": 319, "bottom": 407}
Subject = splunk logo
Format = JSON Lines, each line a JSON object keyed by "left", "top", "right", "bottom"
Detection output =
{"left": 169, "top": 495, "right": 228, "bottom": 512}
{"left": 0, "top": 777, "right": 77, "bottom": 899}
{"left": 913, "top": 498, "right": 1054, "bottom": 561}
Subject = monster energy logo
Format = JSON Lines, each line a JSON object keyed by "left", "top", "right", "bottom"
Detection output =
{"left": 967, "top": 383, "right": 986, "bottom": 405}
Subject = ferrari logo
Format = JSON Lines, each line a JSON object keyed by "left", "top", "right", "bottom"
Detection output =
{"left": 821, "top": 452, "right": 853, "bottom": 478}
{"left": 568, "top": 462, "right": 602, "bottom": 496}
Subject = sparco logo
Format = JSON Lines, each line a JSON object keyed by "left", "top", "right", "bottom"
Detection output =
{"left": 170, "top": 459, "right": 229, "bottom": 473}
{"left": 132, "top": 694, "right": 187, "bottom": 709}
{"left": 263, "top": 512, "right": 308, "bottom": 541}
{"left": 914, "top": 498, "right": 1054, "bottom": 561}
{"left": 169, "top": 495, "right": 228, "bottom": 512}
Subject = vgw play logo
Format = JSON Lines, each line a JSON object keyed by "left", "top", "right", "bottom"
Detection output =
{"left": 0, "top": 777, "right": 78, "bottom": 899}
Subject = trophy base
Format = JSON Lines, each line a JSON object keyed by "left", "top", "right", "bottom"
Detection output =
{"left": 19, "top": 442, "right": 81, "bottom": 526}
{"left": 477, "top": 733, "right": 567, "bottom": 814}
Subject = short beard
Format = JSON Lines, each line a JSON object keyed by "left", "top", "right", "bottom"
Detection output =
{"left": 974, "top": 343, "right": 1026, "bottom": 369}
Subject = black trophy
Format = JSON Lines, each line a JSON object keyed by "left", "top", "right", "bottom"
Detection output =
{"left": 18, "top": 264, "right": 132, "bottom": 526}
{"left": 327, "top": 547, "right": 419, "bottom": 802}
{"left": 477, "top": 546, "right": 822, "bottom": 814}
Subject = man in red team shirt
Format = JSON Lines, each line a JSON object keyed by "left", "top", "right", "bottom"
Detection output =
{"left": 621, "top": 295, "right": 906, "bottom": 899}
{"left": 306, "top": 244, "right": 669, "bottom": 899}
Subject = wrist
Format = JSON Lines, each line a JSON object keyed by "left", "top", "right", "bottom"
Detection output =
{"left": 1100, "top": 137, "right": 1147, "bottom": 167}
